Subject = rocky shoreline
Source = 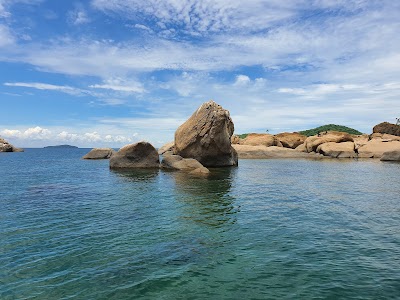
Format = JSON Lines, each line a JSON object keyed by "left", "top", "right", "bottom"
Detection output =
{"left": 79, "top": 101, "right": 400, "bottom": 179}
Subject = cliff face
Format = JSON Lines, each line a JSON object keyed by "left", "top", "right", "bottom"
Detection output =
{"left": 373, "top": 122, "right": 400, "bottom": 137}
{"left": 0, "top": 138, "right": 24, "bottom": 152}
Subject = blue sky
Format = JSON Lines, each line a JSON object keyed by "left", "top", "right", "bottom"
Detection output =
{"left": 1, "top": 0, "right": 399, "bottom": 147}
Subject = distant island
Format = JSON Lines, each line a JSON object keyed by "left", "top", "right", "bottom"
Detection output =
{"left": 44, "top": 145, "right": 78, "bottom": 149}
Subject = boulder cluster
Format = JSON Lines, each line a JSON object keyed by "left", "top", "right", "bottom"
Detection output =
{"left": 83, "top": 100, "right": 237, "bottom": 176}
{"left": 0, "top": 137, "right": 23, "bottom": 152}
{"left": 230, "top": 128, "right": 400, "bottom": 161}
{"left": 82, "top": 102, "right": 400, "bottom": 168}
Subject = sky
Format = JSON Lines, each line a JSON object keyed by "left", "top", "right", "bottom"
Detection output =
{"left": 0, "top": 0, "right": 399, "bottom": 148}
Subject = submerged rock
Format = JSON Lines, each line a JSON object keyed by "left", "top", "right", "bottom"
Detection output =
{"left": 109, "top": 141, "right": 159, "bottom": 169}
{"left": 0, "top": 138, "right": 23, "bottom": 152}
{"left": 83, "top": 148, "right": 115, "bottom": 159}
{"left": 174, "top": 100, "right": 238, "bottom": 167}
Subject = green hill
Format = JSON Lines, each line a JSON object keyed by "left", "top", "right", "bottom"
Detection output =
{"left": 299, "top": 124, "right": 363, "bottom": 137}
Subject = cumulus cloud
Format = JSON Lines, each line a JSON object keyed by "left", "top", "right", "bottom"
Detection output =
{"left": 1, "top": 126, "right": 51, "bottom": 140}
{"left": 1, "top": 127, "right": 135, "bottom": 146}
{"left": 234, "top": 75, "right": 251, "bottom": 86}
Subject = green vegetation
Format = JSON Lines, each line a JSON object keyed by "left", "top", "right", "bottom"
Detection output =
{"left": 237, "top": 134, "right": 248, "bottom": 139}
{"left": 299, "top": 124, "right": 363, "bottom": 137}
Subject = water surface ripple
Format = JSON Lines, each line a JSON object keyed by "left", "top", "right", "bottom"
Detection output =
{"left": 1, "top": 149, "right": 399, "bottom": 299}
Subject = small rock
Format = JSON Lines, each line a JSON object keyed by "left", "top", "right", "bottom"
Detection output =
{"left": 158, "top": 141, "right": 175, "bottom": 155}
{"left": 110, "top": 141, "right": 159, "bottom": 169}
{"left": 83, "top": 148, "right": 115, "bottom": 159}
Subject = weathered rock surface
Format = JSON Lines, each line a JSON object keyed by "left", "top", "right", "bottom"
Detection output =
{"left": 109, "top": 142, "right": 159, "bottom": 169}
{"left": 369, "top": 133, "right": 400, "bottom": 141}
{"left": 231, "top": 135, "right": 241, "bottom": 144}
{"left": 295, "top": 143, "right": 307, "bottom": 152}
{"left": 352, "top": 134, "right": 369, "bottom": 150}
{"left": 275, "top": 132, "right": 306, "bottom": 149}
{"left": 158, "top": 141, "right": 175, "bottom": 155}
{"left": 233, "top": 145, "right": 324, "bottom": 159}
{"left": 239, "top": 133, "right": 283, "bottom": 147}
{"left": 0, "top": 138, "right": 23, "bottom": 152}
{"left": 83, "top": 148, "right": 115, "bottom": 159}
{"left": 380, "top": 150, "right": 400, "bottom": 161}
{"left": 358, "top": 140, "right": 400, "bottom": 158}
{"left": 316, "top": 142, "right": 356, "bottom": 158}
{"left": 304, "top": 131, "right": 354, "bottom": 153}
{"left": 174, "top": 100, "right": 238, "bottom": 167}
{"left": 373, "top": 122, "right": 400, "bottom": 136}
{"left": 161, "top": 154, "right": 210, "bottom": 175}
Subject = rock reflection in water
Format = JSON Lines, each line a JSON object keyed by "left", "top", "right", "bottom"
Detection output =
{"left": 171, "top": 167, "right": 240, "bottom": 228}
{"left": 110, "top": 168, "right": 160, "bottom": 182}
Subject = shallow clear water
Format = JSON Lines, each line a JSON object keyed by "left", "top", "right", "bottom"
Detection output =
{"left": 1, "top": 148, "right": 399, "bottom": 299}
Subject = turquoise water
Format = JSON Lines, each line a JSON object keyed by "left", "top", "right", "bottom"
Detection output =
{"left": 1, "top": 148, "right": 399, "bottom": 299}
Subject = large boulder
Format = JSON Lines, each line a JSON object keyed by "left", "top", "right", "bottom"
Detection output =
{"left": 161, "top": 154, "right": 210, "bottom": 175}
{"left": 316, "top": 142, "right": 356, "bottom": 158}
{"left": 275, "top": 132, "right": 306, "bottom": 149}
{"left": 109, "top": 141, "right": 159, "bottom": 169}
{"left": 0, "top": 138, "right": 23, "bottom": 152}
{"left": 83, "top": 148, "right": 115, "bottom": 159}
{"left": 358, "top": 140, "right": 400, "bottom": 158}
{"left": 380, "top": 151, "right": 400, "bottom": 161}
{"left": 304, "top": 131, "right": 354, "bottom": 153}
{"left": 174, "top": 100, "right": 238, "bottom": 167}
{"left": 232, "top": 144, "right": 324, "bottom": 159}
{"left": 239, "top": 133, "right": 282, "bottom": 147}
{"left": 373, "top": 122, "right": 400, "bottom": 136}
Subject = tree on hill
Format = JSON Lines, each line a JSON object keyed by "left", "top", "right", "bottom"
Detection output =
{"left": 299, "top": 124, "right": 363, "bottom": 137}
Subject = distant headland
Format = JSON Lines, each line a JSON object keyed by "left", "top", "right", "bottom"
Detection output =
{"left": 44, "top": 145, "right": 78, "bottom": 149}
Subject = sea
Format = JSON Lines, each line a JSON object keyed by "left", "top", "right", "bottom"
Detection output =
{"left": 1, "top": 148, "right": 399, "bottom": 300}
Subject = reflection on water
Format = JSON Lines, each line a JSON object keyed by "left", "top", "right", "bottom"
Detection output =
{"left": 110, "top": 168, "right": 160, "bottom": 182}
{"left": 170, "top": 167, "right": 240, "bottom": 228}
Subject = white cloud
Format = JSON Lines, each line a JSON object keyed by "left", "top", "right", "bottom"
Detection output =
{"left": 1, "top": 126, "right": 51, "bottom": 140}
{"left": 4, "top": 82, "right": 87, "bottom": 96}
{"left": 68, "top": 8, "right": 90, "bottom": 25}
{"left": 89, "top": 78, "right": 145, "bottom": 93}
{"left": 234, "top": 75, "right": 251, "bottom": 86}
{"left": 0, "top": 24, "right": 14, "bottom": 47}
{"left": 1, "top": 126, "right": 136, "bottom": 147}
{"left": 132, "top": 24, "right": 153, "bottom": 32}
{"left": 0, "top": 1, "right": 10, "bottom": 18}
